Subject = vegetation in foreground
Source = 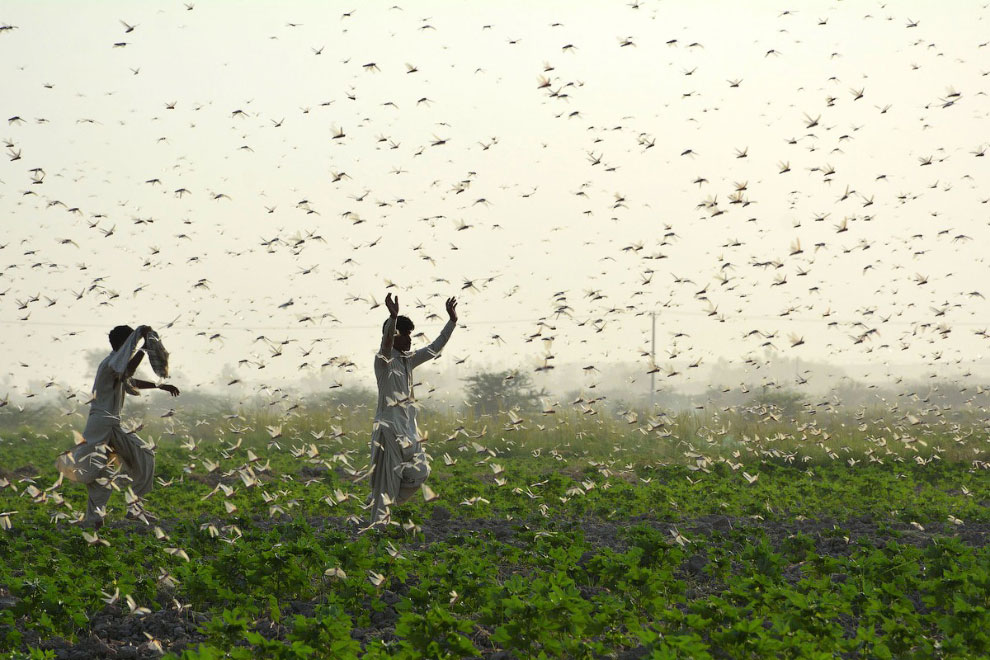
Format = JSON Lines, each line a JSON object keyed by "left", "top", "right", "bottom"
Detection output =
{"left": 1, "top": 395, "right": 988, "bottom": 658}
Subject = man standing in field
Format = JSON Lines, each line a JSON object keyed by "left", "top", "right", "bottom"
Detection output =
{"left": 368, "top": 293, "right": 457, "bottom": 527}
{"left": 56, "top": 325, "right": 179, "bottom": 528}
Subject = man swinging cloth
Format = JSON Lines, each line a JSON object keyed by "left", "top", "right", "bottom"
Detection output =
{"left": 58, "top": 325, "right": 179, "bottom": 528}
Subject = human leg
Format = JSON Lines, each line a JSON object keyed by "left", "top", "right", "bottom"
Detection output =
{"left": 84, "top": 480, "right": 112, "bottom": 527}
{"left": 369, "top": 429, "right": 402, "bottom": 526}
{"left": 62, "top": 442, "right": 113, "bottom": 526}
{"left": 396, "top": 445, "right": 430, "bottom": 504}
{"left": 109, "top": 431, "right": 155, "bottom": 497}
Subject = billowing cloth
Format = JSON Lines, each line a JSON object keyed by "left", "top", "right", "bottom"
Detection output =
{"left": 58, "top": 429, "right": 155, "bottom": 522}
{"left": 55, "top": 326, "right": 156, "bottom": 523}
{"left": 143, "top": 330, "right": 170, "bottom": 378}
{"left": 368, "top": 318, "right": 455, "bottom": 526}
{"left": 368, "top": 424, "right": 431, "bottom": 526}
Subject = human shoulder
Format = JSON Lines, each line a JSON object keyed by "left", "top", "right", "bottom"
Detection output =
{"left": 374, "top": 350, "right": 394, "bottom": 373}
{"left": 95, "top": 354, "right": 115, "bottom": 379}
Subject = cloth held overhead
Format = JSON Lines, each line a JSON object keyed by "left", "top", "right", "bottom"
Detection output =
{"left": 143, "top": 330, "right": 170, "bottom": 378}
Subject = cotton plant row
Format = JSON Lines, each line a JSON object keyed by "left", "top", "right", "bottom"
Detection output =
{"left": 1, "top": 423, "right": 989, "bottom": 657}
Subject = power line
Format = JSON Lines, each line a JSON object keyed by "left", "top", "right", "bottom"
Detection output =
{"left": 1, "top": 307, "right": 987, "bottom": 332}
{"left": 0, "top": 317, "right": 533, "bottom": 332}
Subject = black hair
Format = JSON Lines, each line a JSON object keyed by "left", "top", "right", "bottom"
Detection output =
{"left": 109, "top": 325, "right": 134, "bottom": 351}
{"left": 383, "top": 315, "right": 414, "bottom": 335}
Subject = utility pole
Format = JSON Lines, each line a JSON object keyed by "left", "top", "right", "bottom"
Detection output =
{"left": 650, "top": 311, "right": 656, "bottom": 411}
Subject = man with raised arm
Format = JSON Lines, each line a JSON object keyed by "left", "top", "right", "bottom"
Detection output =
{"left": 368, "top": 293, "right": 457, "bottom": 528}
{"left": 57, "top": 325, "right": 179, "bottom": 528}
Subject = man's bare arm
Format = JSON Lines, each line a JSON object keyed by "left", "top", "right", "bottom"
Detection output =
{"left": 131, "top": 379, "right": 181, "bottom": 397}
{"left": 408, "top": 297, "right": 458, "bottom": 369}
{"left": 380, "top": 293, "right": 399, "bottom": 357}
{"left": 125, "top": 350, "right": 145, "bottom": 378}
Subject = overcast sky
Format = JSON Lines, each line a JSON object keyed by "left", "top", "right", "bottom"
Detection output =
{"left": 1, "top": 1, "right": 988, "bottom": 400}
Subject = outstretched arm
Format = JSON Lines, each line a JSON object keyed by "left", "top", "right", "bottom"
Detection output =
{"left": 408, "top": 297, "right": 458, "bottom": 369}
{"left": 130, "top": 378, "right": 180, "bottom": 397}
{"left": 379, "top": 293, "right": 399, "bottom": 359}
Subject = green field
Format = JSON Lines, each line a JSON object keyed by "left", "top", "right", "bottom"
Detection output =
{"left": 1, "top": 400, "right": 989, "bottom": 659}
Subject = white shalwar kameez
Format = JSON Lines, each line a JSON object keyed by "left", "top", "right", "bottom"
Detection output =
{"left": 56, "top": 327, "right": 155, "bottom": 524}
{"left": 368, "top": 318, "right": 455, "bottom": 526}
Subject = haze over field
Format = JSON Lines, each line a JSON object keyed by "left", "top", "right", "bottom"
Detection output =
{"left": 1, "top": 1, "right": 988, "bottom": 405}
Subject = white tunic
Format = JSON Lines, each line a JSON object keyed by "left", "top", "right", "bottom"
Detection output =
{"left": 367, "top": 318, "right": 455, "bottom": 525}
{"left": 83, "top": 326, "right": 146, "bottom": 445}
{"left": 372, "top": 318, "right": 456, "bottom": 447}
{"left": 56, "top": 326, "right": 157, "bottom": 522}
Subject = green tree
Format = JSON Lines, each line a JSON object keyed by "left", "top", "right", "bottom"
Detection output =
{"left": 463, "top": 370, "right": 546, "bottom": 416}
{"left": 748, "top": 386, "right": 805, "bottom": 418}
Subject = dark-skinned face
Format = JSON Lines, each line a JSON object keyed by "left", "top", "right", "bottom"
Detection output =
{"left": 394, "top": 332, "right": 412, "bottom": 352}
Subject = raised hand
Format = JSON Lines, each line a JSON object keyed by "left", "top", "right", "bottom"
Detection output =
{"left": 385, "top": 292, "right": 399, "bottom": 317}
{"left": 446, "top": 296, "right": 458, "bottom": 323}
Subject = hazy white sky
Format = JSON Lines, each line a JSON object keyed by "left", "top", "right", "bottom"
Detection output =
{"left": 1, "top": 1, "right": 988, "bottom": 399}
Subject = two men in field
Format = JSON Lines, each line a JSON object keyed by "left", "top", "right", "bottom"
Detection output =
{"left": 57, "top": 325, "right": 178, "bottom": 528}
{"left": 57, "top": 296, "right": 456, "bottom": 530}
{"left": 369, "top": 293, "right": 458, "bottom": 527}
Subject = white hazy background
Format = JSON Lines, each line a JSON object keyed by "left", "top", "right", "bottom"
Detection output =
{"left": 1, "top": 1, "right": 988, "bottom": 403}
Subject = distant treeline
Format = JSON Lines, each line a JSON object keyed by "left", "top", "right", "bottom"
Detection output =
{"left": 1, "top": 369, "right": 987, "bottom": 437}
